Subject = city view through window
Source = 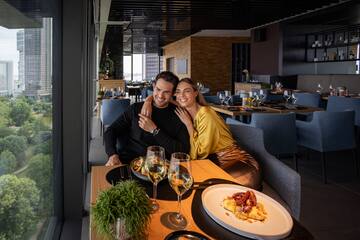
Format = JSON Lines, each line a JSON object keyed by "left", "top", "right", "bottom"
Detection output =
{"left": 0, "top": 19, "right": 54, "bottom": 239}
{"left": 123, "top": 53, "right": 163, "bottom": 81}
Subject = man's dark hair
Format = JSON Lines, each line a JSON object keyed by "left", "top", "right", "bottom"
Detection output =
{"left": 154, "top": 71, "right": 179, "bottom": 92}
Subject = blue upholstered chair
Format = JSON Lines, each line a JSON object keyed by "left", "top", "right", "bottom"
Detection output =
{"left": 264, "top": 93, "right": 284, "bottom": 102}
{"left": 227, "top": 124, "right": 301, "bottom": 219}
{"left": 230, "top": 95, "right": 242, "bottom": 105}
{"left": 327, "top": 96, "right": 360, "bottom": 127}
{"left": 204, "top": 95, "right": 221, "bottom": 105}
{"left": 293, "top": 92, "right": 321, "bottom": 108}
{"left": 227, "top": 113, "right": 298, "bottom": 170}
{"left": 293, "top": 92, "right": 321, "bottom": 121}
{"left": 100, "top": 99, "right": 130, "bottom": 136}
{"left": 296, "top": 110, "right": 357, "bottom": 183}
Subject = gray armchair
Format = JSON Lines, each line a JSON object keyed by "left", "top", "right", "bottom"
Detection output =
{"left": 227, "top": 113, "right": 298, "bottom": 171}
{"left": 293, "top": 92, "right": 321, "bottom": 108}
{"left": 227, "top": 123, "right": 301, "bottom": 220}
{"left": 296, "top": 110, "right": 357, "bottom": 183}
{"left": 327, "top": 96, "right": 360, "bottom": 127}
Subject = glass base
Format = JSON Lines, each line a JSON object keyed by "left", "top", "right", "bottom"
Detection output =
{"left": 168, "top": 212, "right": 187, "bottom": 229}
{"left": 150, "top": 199, "right": 159, "bottom": 212}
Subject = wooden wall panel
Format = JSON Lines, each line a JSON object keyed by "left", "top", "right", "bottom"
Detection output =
{"left": 191, "top": 37, "right": 249, "bottom": 94}
{"left": 162, "top": 36, "right": 250, "bottom": 94}
{"left": 250, "top": 23, "right": 282, "bottom": 75}
{"left": 162, "top": 37, "right": 191, "bottom": 80}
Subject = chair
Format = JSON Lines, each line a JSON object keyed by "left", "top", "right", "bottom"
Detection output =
{"left": 204, "top": 95, "right": 221, "bottom": 105}
{"left": 230, "top": 95, "right": 242, "bottom": 105}
{"left": 293, "top": 92, "right": 321, "bottom": 121}
{"left": 227, "top": 124, "right": 301, "bottom": 219}
{"left": 264, "top": 93, "right": 284, "bottom": 102}
{"left": 293, "top": 92, "right": 321, "bottom": 108}
{"left": 327, "top": 96, "right": 360, "bottom": 127}
{"left": 100, "top": 99, "right": 130, "bottom": 137}
{"left": 296, "top": 110, "right": 357, "bottom": 183}
{"left": 227, "top": 113, "right": 298, "bottom": 170}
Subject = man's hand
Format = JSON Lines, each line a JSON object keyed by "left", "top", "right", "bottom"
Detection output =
{"left": 105, "top": 154, "right": 121, "bottom": 166}
{"left": 138, "top": 113, "right": 157, "bottom": 133}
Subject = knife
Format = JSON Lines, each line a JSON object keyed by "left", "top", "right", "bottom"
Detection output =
{"left": 192, "top": 180, "right": 228, "bottom": 189}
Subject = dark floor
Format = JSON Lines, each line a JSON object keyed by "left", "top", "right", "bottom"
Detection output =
{"left": 89, "top": 116, "right": 360, "bottom": 240}
{"left": 282, "top": 149, "right": 360, "bottom": 240}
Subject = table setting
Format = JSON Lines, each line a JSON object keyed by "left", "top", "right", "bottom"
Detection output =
{"left": 90, "top": 146, "right": 313, "bottom": 240}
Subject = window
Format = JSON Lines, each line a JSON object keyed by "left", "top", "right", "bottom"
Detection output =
{"left": 0, "top": 1, "right": 60, "bottom": 239}
{"left": 123, "top": 54, "right": 143, "bottom": 81}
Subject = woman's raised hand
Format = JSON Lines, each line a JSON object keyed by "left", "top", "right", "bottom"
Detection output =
{"left": 175, "top": 107, "right": 193, "bottom": 128}
{"left": 141, "top": 95, "right": 153, "bottom": 117}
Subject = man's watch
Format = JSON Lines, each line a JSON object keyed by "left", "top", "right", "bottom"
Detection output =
{"left": 151, "top": 127, "right": 160, "bottom": 136}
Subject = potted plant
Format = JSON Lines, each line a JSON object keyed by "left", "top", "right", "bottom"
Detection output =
{"left": 92, "top": 180, "right": 152, "bottom": 240}
{"left": 97, "top": 89, "right": 105, "bottom": 99}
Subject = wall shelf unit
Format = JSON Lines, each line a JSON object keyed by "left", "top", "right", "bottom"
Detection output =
{"left": 305, "top": 25, "right": 360, "bottom": 63}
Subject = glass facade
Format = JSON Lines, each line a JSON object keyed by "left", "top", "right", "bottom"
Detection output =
{"left": 0, "top": 1, "right": 59, "bottom": 239}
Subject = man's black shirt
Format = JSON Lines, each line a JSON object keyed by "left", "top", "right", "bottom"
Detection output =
{"left": 104, "top": 102, "right": 190, "bottom": 163}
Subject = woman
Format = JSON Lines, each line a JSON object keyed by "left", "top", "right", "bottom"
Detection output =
{"left": 142, "top": 78, "right": 261, "bottom": 189}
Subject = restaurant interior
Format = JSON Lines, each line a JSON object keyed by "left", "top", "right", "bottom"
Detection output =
{"left": 1, "top": 0, "right": 360, "bottom": 239}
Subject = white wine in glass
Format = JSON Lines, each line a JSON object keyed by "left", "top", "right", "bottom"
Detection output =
{"left": 144, "top": 146, "right": 167, "bottom": 212}
{"left": 168, "top": 152, "right": 193, "bottom": 229}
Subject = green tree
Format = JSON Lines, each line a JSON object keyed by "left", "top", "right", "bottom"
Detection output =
{"left": 0, "top": 150, "right": 17, "bottom": 174}
{"left": 0, "top": 127, "right": 15, "bottom": 138}
{"left": 27, "top": 154, "right": 53, "bottom": 215}
{"left": 17, "top": 121, "right": 35, "bottom": 143}
{"left": 0, "top": 135, "right": 27, "bottom": 165}
{"left": 0, "top": 101, "right": 10, "bottom": 127}
{"left": 9, "top": 99, "right": 31, "bottom": 126}
{"left": 0, "top": 175, "right": 40, "bottom": 240}
{"left": 34, "top": 138, "right": 52, "bottom": 155}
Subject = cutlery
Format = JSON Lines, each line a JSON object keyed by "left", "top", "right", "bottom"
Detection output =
{"left": 192, "top": 180, "right": 223, "bottom": 189}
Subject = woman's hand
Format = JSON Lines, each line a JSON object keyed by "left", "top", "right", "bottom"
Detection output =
{"left": 141, "top": 95, "right": 153, "bottom": 117}
{"left": 175, "top": 107, "right": 193, "bottom": 129}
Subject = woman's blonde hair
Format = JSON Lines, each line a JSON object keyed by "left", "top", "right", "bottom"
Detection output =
{"left": 178, "top": 78, "right": 208, "bottom": 106}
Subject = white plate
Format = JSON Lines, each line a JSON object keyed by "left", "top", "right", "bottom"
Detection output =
{"left": 201, "top": 184, "right": 293, "bottom": 240}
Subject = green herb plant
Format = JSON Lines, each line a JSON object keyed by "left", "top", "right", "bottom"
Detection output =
{"left": 92, "top": 180, "right": 152, "bottom": 240}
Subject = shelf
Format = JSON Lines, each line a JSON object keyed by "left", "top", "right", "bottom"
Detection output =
{"left": 306, "top": 59, "right": 360, "bottom": 63}
{"left": 304, "top": 25, "right": 360, "bottom": 63}
{"left": 308, "top": 41, "right": 360, "bottom": 49}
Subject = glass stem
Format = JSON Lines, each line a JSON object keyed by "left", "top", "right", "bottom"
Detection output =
{"left": 177, "top": 194, "right": 182, "bottom": 220}
{"left": 153, "top": 183, "right": 157, "bottom": 200}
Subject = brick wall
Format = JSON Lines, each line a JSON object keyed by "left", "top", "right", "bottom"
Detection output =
{"left": 162, "top": 36, "right": 250, "bottom": 94}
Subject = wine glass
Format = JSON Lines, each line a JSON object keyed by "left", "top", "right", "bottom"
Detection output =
{"left": 217, "top": 91, "right": 225, "bottom": 105}
{"left": 168, "top": 152, "right": 193, "bottom": 229}
{"left": 291, "top": 93, "right": 297, "bottom": 105}
{"left": 283, "top": 90, "right": 292, "bottom": 104}
{"left": 258, "top": 89, "right": 265, "bottom": 104}
{"left": 144, "top": 146, "right": 167, "bottom": 212}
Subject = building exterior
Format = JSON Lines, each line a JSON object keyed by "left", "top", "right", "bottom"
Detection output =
{"left": 144, "top": 53, "right": 163, "bottom": 81}
{"left": 0, "top": 61, "right": 13, "bottom": 96}
{"left": 17, "top": 18, "right": 52, "bottom": 98}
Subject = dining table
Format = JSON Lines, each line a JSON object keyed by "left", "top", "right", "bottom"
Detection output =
{"left": 210, "top": 104, "right": 323, "bottom": 118}
{"left": 90, "top": 160, "right": 313, "bottom": 240}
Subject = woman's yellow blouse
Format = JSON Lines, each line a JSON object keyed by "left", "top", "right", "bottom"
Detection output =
{"left": 190, "top": 106, "right": 235, "bottom": 159}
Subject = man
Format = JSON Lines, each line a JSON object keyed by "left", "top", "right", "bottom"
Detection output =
{"left": 104, "top": 71, "right": 190, "bottom": 166}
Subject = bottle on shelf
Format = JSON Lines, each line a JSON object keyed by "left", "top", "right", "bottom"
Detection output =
{"left": 322, "top": 52, "right": 328, "bottom": 61}
{"left": 349, "top": 50, "right": 355, "bottom": 60}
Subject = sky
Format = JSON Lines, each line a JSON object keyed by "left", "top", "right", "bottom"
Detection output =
{"left": 0, "top": 26, "right": 20, "bottom": 77}
{"left": 0, "top": 24, "right": 144, "bottom": 80}
{"left": 123, "top": 54, "right": 143, "bottom": 80}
